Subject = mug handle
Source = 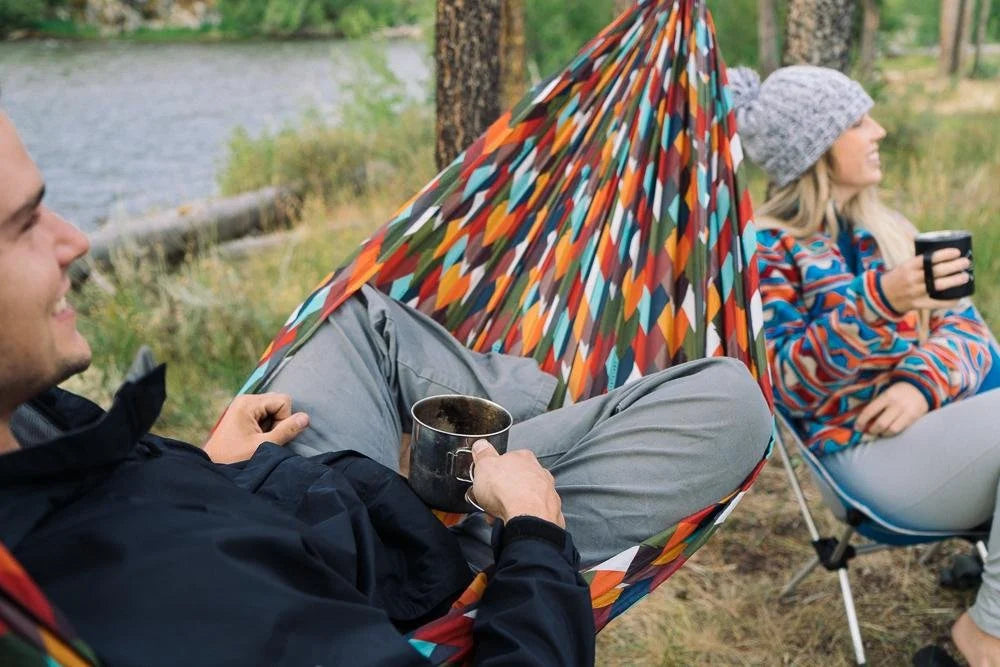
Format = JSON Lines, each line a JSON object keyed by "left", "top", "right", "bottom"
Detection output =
{"left": 922, "top": 252, "right": 935, "bottom": 296}
{"left": 449, "top": 449, "right": 487, "bottom": 512}
{"left": 448, "top": 447, "right": 476, "bottom": 483}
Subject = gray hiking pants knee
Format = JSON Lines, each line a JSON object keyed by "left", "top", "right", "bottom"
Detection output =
{"left": 264, "top": 284, "right": 772, "bottom": 565}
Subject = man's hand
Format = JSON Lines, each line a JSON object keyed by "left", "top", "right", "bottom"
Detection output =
{"left": 855, "top": 382, "right": 929, "bottom": 438}
{"left": 204, "top": 393, "right": 309, "bottom": 464}
{"left": 880, "top": 248, "right": 970, "bottom": 313}
{"left": 468, "top": 440, "right": 565, "bottom": 527}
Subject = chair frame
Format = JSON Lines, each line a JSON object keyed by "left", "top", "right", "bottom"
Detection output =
{"left": 773, "top": 412, "right": 987, "bottom": 665}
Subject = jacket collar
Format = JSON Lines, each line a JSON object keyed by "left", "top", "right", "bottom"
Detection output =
{"left": 0, "top": 365, "right": 167, "bottom": 485}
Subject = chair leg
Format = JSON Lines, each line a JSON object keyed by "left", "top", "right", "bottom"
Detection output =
{"left": 775, "top": 427, "right": 821, "bottom": 541}
{"left": 919, "top": 541, "right": 943, "bottom": 566}
{"left": 838, "top": 567, "right": 867, "bottom": 665}
{"left": 782, "top": 555, "right": 821, "bottom": 597}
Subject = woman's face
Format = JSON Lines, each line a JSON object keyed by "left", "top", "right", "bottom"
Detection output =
{"left": 828, "top": 113, "right": 887, "bottom": 202}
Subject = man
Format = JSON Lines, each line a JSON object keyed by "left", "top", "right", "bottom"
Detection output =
{"left": 0, "top": 110, "right": 771, "bottom": 666}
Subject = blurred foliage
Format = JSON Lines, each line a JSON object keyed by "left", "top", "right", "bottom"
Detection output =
{"left": 0, "top": 0, "right": 69, "bottom": 36}
{"left": 215, "top": 0, "right": 431, "bottom": 37}
{"left": 883, "top": 0, "right": 999, "bottom": 47}
{"left": 523, "top": 0, "right": 616, "bottom": 79}
{"left": 707, "top": 0, "right": 764, "bottom": 68}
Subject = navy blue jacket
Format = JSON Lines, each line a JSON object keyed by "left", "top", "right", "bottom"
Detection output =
{"left": 0, "top": 368, "right": 594, "bottom": 666}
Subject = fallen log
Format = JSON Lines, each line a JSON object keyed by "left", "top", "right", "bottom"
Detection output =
{"left": 71, "top": 185, "right": 300, "bottom": 285}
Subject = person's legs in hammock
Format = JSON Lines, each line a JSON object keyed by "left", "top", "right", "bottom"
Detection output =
{"left": 264, "top": 285, "right": 771, "bottom": 565}
{"left": 263, "top": 284, "right": 557, "bottom": 469}
{"left": 508, "top": 357, "right": 772, "bottom": 565}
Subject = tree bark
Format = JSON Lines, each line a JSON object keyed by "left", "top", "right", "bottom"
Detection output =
{"left": 757, "top": 0, "right": 780, "bottom": 76}
{"left": 940, "top": 0, "right": 976, "bottom": 75}
{"left": 782, "top": 0, "right": 857, "bottom": 72}
{"left": 972, "top": 0, "right": 994, "bottom": 76}
{"left": 857, "top": 0, "right": 880, "bottom": 79}
{"left": 435, "top": 0, "right": 502, "bottom": 169}
{"left": 500, "top": 0, "right": 527, "bottom": 110}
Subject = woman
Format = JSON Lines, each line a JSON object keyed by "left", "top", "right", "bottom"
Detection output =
{"left": 730, "top": 64, "right": 1000, "bottom": 664}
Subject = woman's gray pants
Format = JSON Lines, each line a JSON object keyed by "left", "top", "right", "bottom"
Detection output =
{"left": 823, "top": 388, "right": 1000, "bottom": 636}
{"left": 264, "top": 285, "right": 772, "bottom": 566}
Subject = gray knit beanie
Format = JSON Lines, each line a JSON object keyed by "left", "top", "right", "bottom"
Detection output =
{"left": 728, "top": 65, "right": 873, "bottom": 187}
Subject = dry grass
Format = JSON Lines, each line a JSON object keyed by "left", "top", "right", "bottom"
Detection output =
{"left": 595, "top": 462, "right": 979, "bottom": 665}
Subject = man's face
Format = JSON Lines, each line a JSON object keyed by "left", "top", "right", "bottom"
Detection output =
{"left": 0, "top": 112, "right": 91, "bottom": 414}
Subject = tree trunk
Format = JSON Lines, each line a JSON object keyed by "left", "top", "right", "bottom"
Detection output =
{"left": 940, "top": 0, "right": 976, "bottom": 75}
{"left": 782, "top": 0, "right": 857, "bottom": 72}
{"left": 972, "top": 0, "right": 993, "bottom": 76}
{"left": 500, "top": 0, "right": 526, "bottom": 110}
{"left": 435, "top": 0, "right": 502, "bottom": 169}
{"left": 857, "top": 0, "right": 880, "bottom": 79}
{"left": 757, "top": 0, "right": 780, "bottom": 76}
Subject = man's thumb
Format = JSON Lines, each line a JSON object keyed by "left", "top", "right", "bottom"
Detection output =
{"left": 471, "top": 439, "right": 499, "bottom": 461}
{"left": 266, "top": 412, "right": 310, "bottom": 446}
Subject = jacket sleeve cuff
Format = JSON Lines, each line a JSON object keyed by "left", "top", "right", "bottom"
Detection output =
{"left": 857, "top": 271, "right": 905, "bottom": 323}
{"left": 494, "top": 516, "right": 580, "bottom": 568}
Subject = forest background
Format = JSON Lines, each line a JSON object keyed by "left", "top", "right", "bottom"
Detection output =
{"left": 3, "top": 0, "right": 1000, "bottom": 664}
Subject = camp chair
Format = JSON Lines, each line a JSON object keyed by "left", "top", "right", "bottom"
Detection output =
{"left": 240, "top": 0, "right": 774, "bottom": 662}
{"left": 774, "top": 409, "right": 990, "bottom": 665}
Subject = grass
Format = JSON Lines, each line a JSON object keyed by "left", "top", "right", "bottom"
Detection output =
{"left": 62, "top": 64, "right": 1000, "bottom": 663}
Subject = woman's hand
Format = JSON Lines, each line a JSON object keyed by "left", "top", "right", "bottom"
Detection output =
{"left": 880, "top": 247, "right": 970, "bottom": 313}
{"left": 204, "top": 393, "right": 310, "bottom": 464}
{"left": 468, "top": 440, "right": 565, "bottom": 527}
{"left": 855, "top": 382, "right": 929, "bottom": 437}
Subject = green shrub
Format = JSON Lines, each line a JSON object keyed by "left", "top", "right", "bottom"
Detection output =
{"left": 335, "top": 5, "right": 377, "bottom": 39}
{"left": 0, "top": 0, "right": 46, "bottom": 34}
{"left": 215, "top": 0, "right": 432, "bottom": 37}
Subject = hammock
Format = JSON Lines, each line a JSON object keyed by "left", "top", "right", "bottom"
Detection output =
{"left": 241, "top": 0, "right": 774, "bottom": 662}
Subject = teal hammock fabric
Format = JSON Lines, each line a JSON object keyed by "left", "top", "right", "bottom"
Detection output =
{"left": 241, "top": 0, "right": 774, "bottom": 663}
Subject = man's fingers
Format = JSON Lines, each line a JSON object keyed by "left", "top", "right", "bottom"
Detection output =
{"left": 471, "top": 439, "right": 500, "bottom": 463}
{"left": 255, "top": 393, "right": 294, "bottom": 421}
{"left": 263, "top": 412, "right": 310, "bottom": 446}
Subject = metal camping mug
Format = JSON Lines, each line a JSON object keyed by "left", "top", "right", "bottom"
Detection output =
{"left": 408, "top": 394, "right": 513, "bottom": 512}
{"left": 914, "top": 230, "right": 974, "bottom": 300}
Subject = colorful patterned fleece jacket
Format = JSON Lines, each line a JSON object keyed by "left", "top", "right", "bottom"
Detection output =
{"left": 756, "top": 225, "right": 992, "bottom": 457}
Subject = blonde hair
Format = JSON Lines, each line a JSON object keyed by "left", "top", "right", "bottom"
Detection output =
{"left": 755, "top": 154, "right": 914, "bottom": 269}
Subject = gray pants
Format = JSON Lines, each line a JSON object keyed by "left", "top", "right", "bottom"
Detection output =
{"left": 823, "top": 388, "right": 1000, "bottom": 636}
{"left": 265, "top": 285, "right": 772, "bottom": 565}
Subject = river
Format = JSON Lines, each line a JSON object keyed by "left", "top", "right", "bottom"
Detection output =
{"left": 0, "top": 39, "right": 430, "bottom": 231}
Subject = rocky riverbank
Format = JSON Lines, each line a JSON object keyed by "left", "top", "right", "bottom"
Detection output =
{"left": 83, "top": 0, "right": 217, "bottom": 34}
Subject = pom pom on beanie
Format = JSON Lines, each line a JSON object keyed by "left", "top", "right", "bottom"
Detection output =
{"left": 727, "top": 65, "right": 873, "bottom": 187}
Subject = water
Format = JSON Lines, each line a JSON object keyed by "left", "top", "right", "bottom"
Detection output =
{"left": 0, "top": 39, "right": 430, "bottom": 231}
